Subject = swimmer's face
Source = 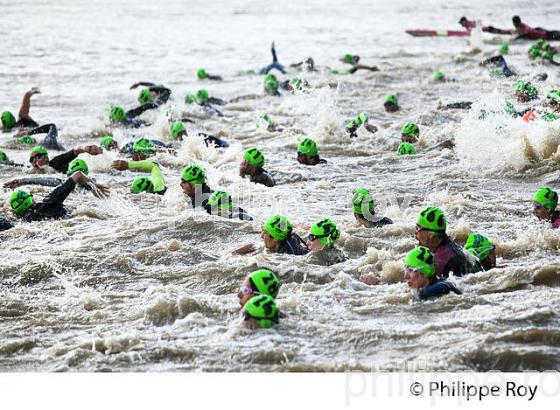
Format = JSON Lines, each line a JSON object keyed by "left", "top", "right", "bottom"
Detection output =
{"left": 415, "top": 225, "right": 432, "bottom": 247}
{"left": 180, "top": 180, "right": 195, "bottom": 196}
{"left": 132, "top": 152, "right": 147, "bottom": 161}
{"left": 384, "top": 102, "right": 399, "bottom": 112}
{"left": 307, "top": 237, "right": 325, "bottom": 251}
{"left": 533, "top": 202, "right": 552, "bottom": 221}
{"left": 297, "top": 153, "right": 318, "bottom": 166}
{"left": 484, "top": 249, "right": 497, "bottom": 269}
{"left": 261, "top": 230, "right": 278, "bottom": 251}
{"left": 404, "top": 267, "right": 428, "bottom": 289}
{"left": 401, "top": 134, "right": 418, "bottom": 144}
{"left": 30, "top": 153, "right": 49, "bottom": 168}
{"left": 237, "top": 277, "right": 254, "bottom": 307}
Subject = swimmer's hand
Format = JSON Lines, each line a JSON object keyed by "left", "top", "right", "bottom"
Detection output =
{"left": 440, "top": 139, "right": 455, "bottom": 149}
{"left": 359, "top": 273, "right": 380, "bottom": 286}
{"left": 28, "top": 87, "right": 41, "bottom": 96}
{"left": 3, "top": 179, "right": 21, "bottom": 189}
{"left": 233, "top": 243, "right": 255, "bottom": 255}
{"left": 91, "top": 183, "right": 110, "bottom": 198}
{"left": 365, "top": 123, "right": 378, "bottom": 134}
{"left": 75, "top": 145, "right": 102, "bottom": 156}
{"left": 111, "top": 160, "right": 129, "bottom": 171}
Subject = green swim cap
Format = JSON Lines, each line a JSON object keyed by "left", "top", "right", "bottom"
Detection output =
{"left": 256, "top": 113, "right": 273, "bottom": 129}
{"left": 434, "top": 71, "right": 445, "bottom": 81}
{"left": 100, "top": 135, "right": 114, "bottom": 149}
{"left": 297, "top": 138, "right": 318, "bottom": 157}
{"left": 263, "top": 215, "right": 292, "bottom": 241}
{"left": 131, "top": 177, "right": 154, "bottom": 194}
{"left": 243, "top": 294, "right": 279, "bottom": 329}
{"left": 0, "top": 149, "right": 8, "bottom": 161}
{"left": 529, "top": 45, "right": 540, "bottom": 58}
{"left": 386, "top": 95, "right": 398, "bottom": 105}
{"left": 499, "top": 44, "right": 509, "bottom": 54}
{"left": 30, "top": 146, "right": 48, "bottom": 158}
{"left": 352, "top": 188, "right": 375, "bottom": 216}
{"left": 249, "top": 269, "right": 280, "bottom": 299}
{"left": 138, "top": 89, "right": 153, "bottom": 105}
{"left": 404, "top": 246, "right": 435, "bottom": 278}
{"left": 397, "top": 142, "right": 416, "bottom": 156}
{"left": 343, "top": 54, "right": 353, "bottom": 64}
{"left": 542, "top": 50, "right": 554, "bottom": 59}
{"left": 515, "top": 81, "right": 538, "bottom": 98}
{"left": 546, "top": 88, "right": 560, "bottom": 104}
{"left": 536, "top": 39, "right": 550, "bottom": 50}
{"left": 464, "top": 232, "right": 495, "bottom": 262}
{"left": 132, "top": 138, "right": 154, "bottom": 156}
{"left": 265, "top": 78, "right": 279, "bottom": 94}
{"left": 9, "top": 189, "right": 33, "bottom": 216}
{"left": 264, "top": 73, "right": 277, "bottom": 82}
{"left": 197, "top": 68, "right": 208, "bottom": 80}
{"left": 181, "top": 164, "right": 206, "bottom": 185}
{"left": 196, "top": 89, "right": 209, "bottom": 104}
{"left": 290, "top": 77, "right": 302, "bottom": 90}
{"left": 402, "top": 122, "right": 420, "bottom": 137}
{"left": 504, "top": 100, "right": 517, "bottom": 117}
{"left": 355, "top": 112, "right": 368, "bottom": 126}
{"left": 417, "top": 206, "right": 447, "bottom": 233}
{"left": 170, "top": 121, "right": 186, "bottom": 140}
{"left": 309, "top": 218, "right": 340, "bottom": 246}
{"left": 67, "top": 158, "right": 88, "bottom": 176}
{"left": 533, "top": 187, "right": 558, "bottom": 211}
{"left": 542, "top": 112, "right": 559, "bottom": 122}
{"left": 19, "top": 136, "right": 37, "bottom": 145}
{"left": 185, "top": 94, "right": 196, "bottom": 104}
{"left": 243, "top": 147, "right": 265, "bottom": 167}
{"left": 1, "top": 111, "right": 16, "bottom": 130}
{"left": 110, "top": 106, "right": 125, "bottom": 123}
{"left": 208, "top": 190, "right": 233, "bottom": 212}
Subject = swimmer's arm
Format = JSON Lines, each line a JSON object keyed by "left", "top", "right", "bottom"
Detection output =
{"left": 4, "top": 176, "right": 62, "bottom": 189}
{"left": 150, "top": 86, "right": 171, "bottom": 104}
{"left": 130, "top": 82, "right": 156, "bottom": 89}
{"left": 229, "top": 95, "right": 263, "bottom": 103}
{"left": 364, "top": 123, "right": 378, "bottom": 134}
{"left": 17, "top": 88, "right": 40, "bottom": 121}
{"left": 271, "top": 41, "right": 278, "bottom": 62}
{"left": 126, "top": 103, "right": 158, "bottom": 118}
{"left": 232, "top": 243, "right": 256, "bottom": 255}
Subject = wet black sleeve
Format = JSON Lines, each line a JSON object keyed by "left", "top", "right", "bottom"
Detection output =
{"left": 271, "top": 45, "right": 278, "bottom": 63}
{"left": 233, "top": 207, "right": 253, "bottom": 221}
{"left": 251, "top": 169, "right": 276, "bottom": 187}
{"left": 126, "top": 103, "right": 158, "bottom": 119}
{"left": 49, "top": 149, "right": 77, "bottom": 173}
{"left": 446, "top": 253, "right": 483, "bottom": 277}
{"left": 0, "top": 218, "right": 14, "bottom": 231}
{"left": 41, "top": 177, "right": 76, "bottom": 206}
{"left": 150, "top": 86, "right": 171, "bottom": 105}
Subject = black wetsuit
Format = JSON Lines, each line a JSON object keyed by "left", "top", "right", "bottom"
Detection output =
{"left": 27, "top": 123, "right": 64, "bottom": 150}
{"left": 122, "top": 103, "right": 159, "bottom": 128}
{"left": 227, "top": 207, "right": 253, "bottom": 221}
{"left": 14, "top": 117, "right": 39, "bottom": 129}
{"left": 443, "top": 102, "right": 473, "bottom": 110}
{"left": 21, "top": 177, "right": 76, "bottom": 222}
{"left": 198, "top": 132, "right": 229, "bottom": 148}
{"left": 188, "top": 184, "right": 214, "bottom": 213}
{"left": 250, "top": 168, "right": 275, "bottom": 187}
{"left": 419, "top": 277, "right": 462, "bottom": 301}
{"left": 133, "top": 83, "right": 172, "bottom": 106}
{"left": 434, "top": 235, "right": 483, "bottom": 278}
{"left": 481, "top": 56, "right": 516, "bottom": 77}
{"left": 0, "top": 218, "right": 14, "bottom": 231}
{"left": 48, "top": 150, "right": 81, "bottom": 174}
{"left": 278, "top": 234, "right": 310, "bottom": 255}
{"left": 362, "top": 216, "right": 394, "bottom": 228}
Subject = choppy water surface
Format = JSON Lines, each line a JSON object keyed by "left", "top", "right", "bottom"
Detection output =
{"left": 1, "top": 0, "right": 560, "bottom": 371}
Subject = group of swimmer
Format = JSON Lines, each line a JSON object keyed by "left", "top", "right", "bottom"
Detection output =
{"left": 2, "top": 34, "right": 560, "bottom": 329}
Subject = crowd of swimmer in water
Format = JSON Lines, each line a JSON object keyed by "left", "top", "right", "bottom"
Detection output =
{"left": 1, "top": 39, "right": 560, "bottom": 330}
